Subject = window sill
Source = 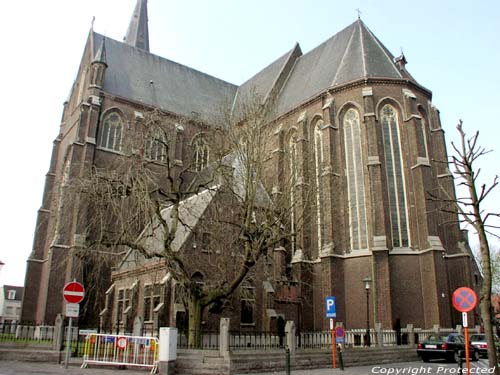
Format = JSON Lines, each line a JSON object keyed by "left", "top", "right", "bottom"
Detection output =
{"left": 96, "top": 146, "right": 125, "bottom": 156}
{"left": 240, "top": 323, "right": 256, "bottom": 327}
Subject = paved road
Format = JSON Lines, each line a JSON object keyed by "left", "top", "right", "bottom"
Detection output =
{"left": 0, "top": 359, "right": 494, "bottom": 374}
{"left": 241, "top": 359, "right": 494, "bottom": 375}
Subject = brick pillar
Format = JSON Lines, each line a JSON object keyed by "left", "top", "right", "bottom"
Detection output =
{"left": 219, "top": 318, "right": 230, "bottom": 357}
{"left": 295, "top": 111, "right": 311, "bottom": 257}
{"left": 320, "top": 95, "right": 340, "bottom": 256}
{"left": 285, "top": 320, "right": 297, "bottom": 354}
{"left": 363, "top": 87, "right": 392, "bottom": 328}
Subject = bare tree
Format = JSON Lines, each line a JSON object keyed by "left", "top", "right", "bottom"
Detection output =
{"left": 71, "top": 94, "right": 306, "bottom": 346}
{"left": 436, "top": 120, "right": 499, "bottom": 372}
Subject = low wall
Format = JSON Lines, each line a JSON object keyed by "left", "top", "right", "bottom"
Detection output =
{"left": 175, "top": 346, "right": 419, "bottom": 374}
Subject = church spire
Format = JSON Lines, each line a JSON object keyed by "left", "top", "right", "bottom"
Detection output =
{"left": 124, "top": 0, "right": 149, "bottom": 52}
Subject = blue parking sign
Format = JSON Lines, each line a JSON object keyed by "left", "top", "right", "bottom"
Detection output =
{"left": 325, "top": 296, "right": 336, "bottom": 318}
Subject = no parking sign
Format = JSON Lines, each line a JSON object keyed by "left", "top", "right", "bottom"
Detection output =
{"left": 116, "top": 336, "right": 128, "bottom": 350}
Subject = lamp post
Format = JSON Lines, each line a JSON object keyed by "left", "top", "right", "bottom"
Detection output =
{"left": 0, "top": 260, "right": 4, "bottom": 271}
{"left": 363, "top": 276, "right": 372, "bottom": 347}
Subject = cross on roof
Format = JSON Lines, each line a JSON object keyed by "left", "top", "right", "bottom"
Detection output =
{"left": 356, "top": 8, "right": 362, "bottom": 19}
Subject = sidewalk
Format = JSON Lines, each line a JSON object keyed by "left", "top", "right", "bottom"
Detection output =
{"left": 0, "top": 360, "right": 150, "bottom": 375}
{"left": 0, "top": 360, "right": 424, "bottom": 375}
{"left": 0, "top": 360, "right": 373, "bottom": 375}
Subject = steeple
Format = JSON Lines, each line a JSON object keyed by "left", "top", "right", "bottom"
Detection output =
{"left": 124, "top": 0, "right": 149, "bottom": 52}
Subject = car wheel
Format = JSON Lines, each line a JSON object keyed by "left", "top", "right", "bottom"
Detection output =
{"left": 471, "top": 350, "right": 479, "bottom": 362}
{"left": 422, "top": 355, "right": 430, "bottom": 363}
{"left": 453, "top": 351, "right": 461, "bottom": 363}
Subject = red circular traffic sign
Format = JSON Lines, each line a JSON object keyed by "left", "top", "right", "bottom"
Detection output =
{"left": 335, "top": 326, "right": 345, "bottom": 338}
{"left": 116, "top": 336, "right": 128, "bottom": 350}
{"left": 63, "top": 281, "right": 85, "bottom": 304}
{"left": 452, "top": 287, "right": 477, "bottom": 312}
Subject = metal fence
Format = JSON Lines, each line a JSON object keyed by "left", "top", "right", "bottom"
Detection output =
{"left": 177, "top": 330, "right": 219, "bottom": 350}
{"left": 0, "top": 323, "right": 54, "bottom": 345}
{"left": 229, "top": 331, "right": 284, "bottom": 350}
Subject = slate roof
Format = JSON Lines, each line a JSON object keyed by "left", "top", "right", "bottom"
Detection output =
{"left": 235, "top": 45, "right": 299, "bottom": 106}
{"left": 91, "top": 19, "right": 419, "bottom": 125}
{"left": 93, "top": 33, "right": 238, "bottom": 125}
{"left": 273, "top": 19, "right": 415, "bottom": 116}
{"left": 2, "top": 285, "right": 24, "bottom": 301}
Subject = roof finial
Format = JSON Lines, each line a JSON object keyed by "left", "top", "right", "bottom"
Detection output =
{"left": 93, "top": 37, "right": 107, "bottom": 66}
{"left": 356, "top": 8, "right": 362, "bottom": 19}
{"left": 124, "top": 0, "right": 150, "bottom": 52}
{"left": 91, "top": 16, "right": 95, "bottom": 30}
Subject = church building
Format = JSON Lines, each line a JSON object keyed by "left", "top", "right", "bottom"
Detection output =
{"left": 22, "top": 0, "right": 479, "bottom": 333}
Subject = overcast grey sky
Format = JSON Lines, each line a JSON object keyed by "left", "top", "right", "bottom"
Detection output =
{"left": 0, "top": 0, "right": 498, "bottom": 287}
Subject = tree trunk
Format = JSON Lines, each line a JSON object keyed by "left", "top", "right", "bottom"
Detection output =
{"left": 478, "top": 230, "right": 499, "bottom": 373}
{"left": 188, "top": 296, "right": 203, "bottom": 348}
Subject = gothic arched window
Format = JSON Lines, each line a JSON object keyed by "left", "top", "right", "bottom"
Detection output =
{"left": 343, "top": 108, "right": 368, "bottom": 250}
{"left": 192, "top": 134, "right": 209, "bottom": 172}
{"left": 100, "top": 111, "right": 123, "bottom": 152}
{"left": 146, "top": 131, "right": 168, "bottom": 162}
{"left": 313, "top": 120, "right": 324, "bottom": 250}
{"left": 240, "top": 280, "right": 255, "bottom": 325}
{"left": 288, "top": 134, "right": 298, "bottom": 255}
{"left": 380, "top": 104, "right": 409, "bottom": 248}
{"left": 418, "top": 109, "right": 429, "bottom": 159}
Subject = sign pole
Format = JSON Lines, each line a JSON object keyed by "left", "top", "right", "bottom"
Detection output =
{"left": 452, "top": 287, "right": 477, "bottom": 375}
{"left": 65, "top": 316, "right": 72, "bottom": 369}
{"left": 330, "top": 318, "right": 336, "bottom": 369}
{"left": 463, "top": 312, "right": 470, "bottom": 375}
{"left": 325, "top": 296, "right": 337, "bottom": 369}
{"left": 62, "top": 280, "right": 85, "bottom": 369}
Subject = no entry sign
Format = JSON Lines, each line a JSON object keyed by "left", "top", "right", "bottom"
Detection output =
{"left": 452, "top": 287, "right": 477, "bottom": 313}
{"left": 63, "top": 281, "right": 85, "bottom": 304}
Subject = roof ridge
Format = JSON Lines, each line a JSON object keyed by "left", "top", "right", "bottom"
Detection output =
{"left": 263, "top": 42, "right": 302, "bottom": 105}
{"left": 94, "top": 32, "right": 238, "bottom": 88}
{"left": 331, "top": 22, "right": 358, "bottom": 86}
{"left": 358, "top": 20, "right": 367, "bottom": 77}
{"left": 360, "top": 20, "right": 402, "bottom": 79}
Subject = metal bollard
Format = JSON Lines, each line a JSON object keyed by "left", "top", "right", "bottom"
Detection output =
{"left": 285, "top": 347, "right": 291, "bottom": 375}
{"left": 338, "top": 345, "right": 344, "bottom": 371}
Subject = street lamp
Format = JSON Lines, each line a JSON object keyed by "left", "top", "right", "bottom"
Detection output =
{"left": 363, "top": 276, "right": 372, "bottom": 347}
{"left": 0, "top": 261, "right": 4, "bottom": 272}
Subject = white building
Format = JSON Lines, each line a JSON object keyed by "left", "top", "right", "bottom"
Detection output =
{"left": 0, "top": 285, "right": 24, "bottom": 324}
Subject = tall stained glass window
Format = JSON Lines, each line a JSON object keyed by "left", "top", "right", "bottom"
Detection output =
{"left": 314, "top": 121, "right": 324, "bottom": 250}
{"left": 343, "top": 108, "right": 368, "bottom": 250}
{"left": 380, "top": 104, "right": 409, "bottom": 248}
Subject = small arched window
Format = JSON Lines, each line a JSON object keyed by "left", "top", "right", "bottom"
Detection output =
{"left": 380, "top": 104, "right": 409, "bottom": 248}
{"left": 343, "top": 108, "right": 368, "bottom": 250}
{"left": 146, "top": 131, "right": 168, "bottom": 162}
{"left": 100, "top": 111, "right": 123, "bottom": 152}
{"left": 192, "top": 134, "right": 209, "bottom": 172}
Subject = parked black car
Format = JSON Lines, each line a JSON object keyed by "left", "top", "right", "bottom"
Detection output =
{"left": 417, "top": 333, "right": 479, "bottom": 363}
